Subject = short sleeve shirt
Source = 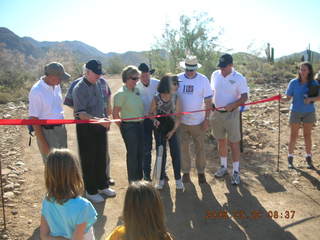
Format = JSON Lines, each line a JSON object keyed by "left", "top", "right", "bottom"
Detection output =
{"left": 113, "top": 86, "right": 144, "bottom": 122}
{"left": 41, "top": 196, "right": 97, "bottom": 239}
{"left": 28, "top": 78, "right": 64, "bottom": 119}
{"left": 177, "top": 72, "right": 212, "bottom": 125}
{"left": 72, "top": 77, "right": 106, "bottom": 118}
{"left": 210, "top": 69, "right": 248, "bottom": 108}
{"left": 136, "top": 78, "right": 159, "bottom": 115}
{"left": 285, "top": 78, "right": 319, "bottom": 113}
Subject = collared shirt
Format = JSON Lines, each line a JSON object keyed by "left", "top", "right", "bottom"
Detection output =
{"left": 211, "top": 69, "right": 248, "bottom": 108}
{"left": 177, "top": 72, "right": 212, "bottom": 125}
{"left": 64, "top": 77, "right": 111, "bottom": 110}
{"left": 28, "top": 77, "right": 64, "bottom": 119}
{"left": 285, "top": 78, "right": 319, "bottom": 113}
{"left": 136, "top": 78, "right": 159, "bottom": 115}
{"left": 113, "top": 85, "right": 144, "bottom": 122}
{"left": 72, "top": 77, "right": 106, "bottom": 118}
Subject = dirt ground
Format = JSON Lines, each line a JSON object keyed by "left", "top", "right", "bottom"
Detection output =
{"left": 0, "top": 76, "right": 320, "bottom": 240}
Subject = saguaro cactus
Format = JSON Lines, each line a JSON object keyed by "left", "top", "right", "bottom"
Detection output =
{"left": 265, "top": 43, "right": 274, "bottom": 63}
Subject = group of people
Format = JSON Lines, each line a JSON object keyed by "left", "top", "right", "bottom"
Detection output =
{"left": 28, "top": 53, "right": 319, "bottom": 239}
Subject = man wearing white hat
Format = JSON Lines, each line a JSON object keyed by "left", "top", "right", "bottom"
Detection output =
{"left": 177, "top": 55, "right": 213, "bottom": 184}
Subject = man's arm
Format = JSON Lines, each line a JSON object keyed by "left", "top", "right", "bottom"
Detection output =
{"left": 225, "top": 93, "right": 248, "bottom": 112}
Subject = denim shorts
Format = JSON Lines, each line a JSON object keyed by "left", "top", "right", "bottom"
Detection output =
{"left": 289, "top": 111, "right": 316, "bottom": 124}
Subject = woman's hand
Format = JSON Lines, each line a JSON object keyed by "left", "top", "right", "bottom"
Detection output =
{"left": 304, "top": 97, "right": 314, "bottom": 104}
{"left": 166, "top": 130, "right": 175, "bottom": 140}
{"left": 281, "top": 95, "right": 292, "bottom": 102}
{"left": 153, "top": 119, "right": 160, "bottom": 128}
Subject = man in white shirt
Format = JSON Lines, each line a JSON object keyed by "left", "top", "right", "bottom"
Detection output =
{"left": 136, "top": 63, "right": 160, "bottom": 181}
{"left": 29, "top": 62, "right": 70, "bottom": 161}
{"left": 177, "top": 56, "right": 213, "bottom": 184}
{"left": 210, "top": 54, "right": 249, "bottom": 185}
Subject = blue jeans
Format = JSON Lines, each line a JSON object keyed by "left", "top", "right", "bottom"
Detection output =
{"left": 143, "top": 119, "right": 159, "bottom": 180}
{"left": 156, "top": 131, "right": 181, "bottom": 180}
{"left": 120, "top": 122, "right": 144, "bottom": 182}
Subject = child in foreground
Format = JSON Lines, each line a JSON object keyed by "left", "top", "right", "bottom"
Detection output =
{"left": 40, "top": 149, "right": 97, "bottom": 240}
{"left": 106, "top": 181, "right": 173, "bottom": 240}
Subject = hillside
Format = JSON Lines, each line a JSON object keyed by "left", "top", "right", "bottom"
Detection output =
{"left": 0, "top": 27, "right": 149, "bottom": 65}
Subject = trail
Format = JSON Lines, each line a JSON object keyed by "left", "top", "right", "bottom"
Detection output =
{"left": 6, "top": 76, "right": 320, "bottom": 239}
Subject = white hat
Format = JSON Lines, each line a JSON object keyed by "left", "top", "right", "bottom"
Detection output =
{"left": 179, "top": 55, "right": 202, "bottom": 70}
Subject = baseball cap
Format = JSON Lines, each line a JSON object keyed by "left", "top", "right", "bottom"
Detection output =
{"left": 44, "top": 62, "right": 70, "bottom": 80}
{"left": 138, "top": 63, "right": 155, "bottom": 74}
{"left": 217, "top": 54, "right": 233, "bottom": 68}
{"left": 86, "top": 60, "right": 104, "bottom": 75}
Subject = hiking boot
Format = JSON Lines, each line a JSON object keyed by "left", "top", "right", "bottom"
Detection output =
{"left": 215, "top": 166, "right": 228, "bottom": 178}
{"left": 182, "top": 173, "right": 191, "bottom": 183}
{"left": 288, "top": 156, "right": 294, "bottom": 169}
{"left": 306, "top": 156, "right": 314, "bottom": 169}
{"left": 231, "top": 171, "right": 240, "bottom": 185}
{"left": 198, "top": 173, "right": 207, "bottom": 184}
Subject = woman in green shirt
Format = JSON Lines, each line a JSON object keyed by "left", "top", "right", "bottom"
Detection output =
{"left": 113, "top": 66, "right": 145, "bottom": 182}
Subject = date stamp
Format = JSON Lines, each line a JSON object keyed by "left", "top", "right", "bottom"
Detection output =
{"left": 204, "top": 210, "right": 296, "bottom": 220}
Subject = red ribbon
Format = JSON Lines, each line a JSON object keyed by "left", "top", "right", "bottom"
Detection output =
{"left": 0, "top": 94, "right": 281, "bottom": 126}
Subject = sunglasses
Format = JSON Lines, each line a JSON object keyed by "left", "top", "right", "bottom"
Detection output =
{"left": 172, "top": 82, "right": 179, "bottom": 86}
{"left": 186, "top": 69, "right": 195, "bottom": 72}
{"left": 130, "top": 77, "right": 139, "bottom": 81}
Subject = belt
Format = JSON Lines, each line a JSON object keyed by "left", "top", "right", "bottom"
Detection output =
{"left": 42, "top": 124, "right": 63, "bottom": 129}
{"left": 121, "top": 121, "right": 143, "bottom": 125}
{"left": 216, "top": 110, "right": 228, "bottom": 113}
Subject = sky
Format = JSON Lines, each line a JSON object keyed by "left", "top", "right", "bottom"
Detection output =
{"left": 0, "top": 0, "right": 319, "bottom": 57}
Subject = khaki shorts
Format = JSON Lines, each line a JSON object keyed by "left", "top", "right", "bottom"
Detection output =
{"left": 289, "top": 111, "right": 316, "bottom": 124}
{"left": 210, "top": 110, "right": 241, "bottom": 143}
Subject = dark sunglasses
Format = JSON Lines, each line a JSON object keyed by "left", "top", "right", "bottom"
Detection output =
{"left": 130, "top": 77, "right": 139, "bottom": 81}
{"left": 186, "top": 69, "right": 195, "bottom": 72}
{"left": 172, "top": 82, "right": 179, "bottom": 86}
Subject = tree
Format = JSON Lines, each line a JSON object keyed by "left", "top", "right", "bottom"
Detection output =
{"left": 152, "top": 12, "right": 221, "bottom": 78}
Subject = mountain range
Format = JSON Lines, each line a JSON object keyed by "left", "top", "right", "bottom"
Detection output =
{"left": 0, "top": 27, "right": 319, "bottom": 66}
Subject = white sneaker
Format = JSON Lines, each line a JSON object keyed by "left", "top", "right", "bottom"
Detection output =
{"left": 98, "top": 187, "right": 116, "bottom": 197}
{"left": 215, "top": 166, "right": 228, "bottom": 178}
{"left": 175, "top": 179, "right": 184, "bottom": 190}
{"left": 155, "top": 180, "right": 165, "bottom": 190}
{"left": 86, "top": 193, "right": 104, "bottom": 203}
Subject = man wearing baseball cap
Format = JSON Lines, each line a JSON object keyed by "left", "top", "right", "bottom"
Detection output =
{"left": 177, "top": 55, "right": 213, "bottom": 184}
{"left": 29, "top": 62, "right": 70, "bottom": 161}
{"left": 136, "top": 63, "right": 160, "bottom": 181}
{"left": 72, "top": 59, "right": 116, "bottom": 203}
{"left": 210, "top": 54, "right": 249, "bottom": 185}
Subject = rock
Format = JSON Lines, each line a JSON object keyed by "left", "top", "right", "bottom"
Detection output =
{"left": 11, "top": 210, "right": 18, "bottom": 215}
{"left": 14, "top": 183, "right": 20, "bottom": 188}
{"left": 8, "top": 173, "right": 18, "bottom": 178}
{"left": 3, "top": 114, "right": 12, "bottom": 119}
{"left": 4, "top": 191, "right": 15, "bottom": 199}
{"left": 280, "top": 108, "right": 289, "bottom": 113}
{"left": 4, "top": 183, "right": 14, "bottom": 192}
{"left": 17, "top": 179, "right": 25, "bottom": 184}
{"left": 292, "top": 180, "right": 299, "bottom": 184}
{"left": 28, "top": 219, "right": 32, "bottom": 224}
{"left": 2, "top": 168, "right": 11, "bottom": 175}
{"left": 15, "top": 161, "right": 25, "bottom": 166}
{"left": 13, "top": 190, "right": 21, "bottom": 195}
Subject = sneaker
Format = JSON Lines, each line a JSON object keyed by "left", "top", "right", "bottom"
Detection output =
{"left": 86, "top": 193, "right": 104, "bottom": 203}
{"left": 198, "top": 173, "right": 207, "bottom": 184}
{"left": 155, "top": 180, "right": 165, "bottom": 190}
{"left": 175, "top": 179, "right": 184, "bottom": 190}
{"left": 306, "top": 156, "right": 314, "bottom": 169}
{"left": 288, "top": 156, "right": 294, "bottom": 169}
{"left": 182, "top": 173, "right": 191, "bottom": 183}
{"left": 231, "top": 171, "right": 240, "bottom": 185}
{"left": 215, "top": 166, "right": 228, "bottom": 178}
{"left": 98, "top": 187, "right": 116, "bottom": 197}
